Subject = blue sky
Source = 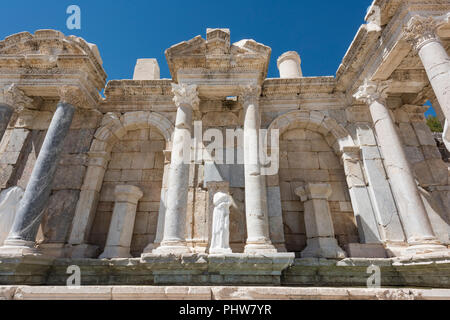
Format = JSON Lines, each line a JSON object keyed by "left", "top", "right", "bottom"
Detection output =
{"left": 0, "top": 0, "right": 437, "bottom": 116}
{"left": 1, "top": 0, "right": 371, "bottom": 80}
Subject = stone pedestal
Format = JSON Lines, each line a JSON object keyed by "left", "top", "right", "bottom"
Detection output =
{"left": 153, "top": 84, "right": 198, "bottom": 255}
{"left": 295, "top": 183, "right": 346, "bottom": 259}
{"left": 241, "top": 85, "right": 276, "bottom": 254}
{"left": 0, "top": 100, "right": 75, "bottom": 256}
{"left": 133, "top": 59, "right": 160, "bottom": 80}
{"left": 99, "top": 185, "right": 143, "bottom": 259}
{"left": 354, "top": 79, "right": 447, "bottom": 255}
{"left": 277, "top": 51, "right": 303, "bottom": 78}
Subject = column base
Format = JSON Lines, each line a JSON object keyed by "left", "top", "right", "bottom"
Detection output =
{"left": 143, "top": 242, "right": 160, "bottom": 254}
{"left": 152, "top": 241, "right": 191, "bottom": 255}
{"left": 99, "top": 246, "right": 132, "bottom": 259}
{"left": 301, "top": 238, "right": 347, "bottom": 259}
{"left": 209, "top": 247, "right": 232, "bottom": 254}
{"left": 0, "top": 239, "right": 39, "bottom": 257}
{"left": 404, "top": 243, "right": 448, "bottom": 256}
{"left": 244, "top": 241, "right": 277, "bottom": 254}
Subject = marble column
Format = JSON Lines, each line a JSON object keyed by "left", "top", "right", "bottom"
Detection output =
{"left": 99, "top": 185, "right": 143, "bottom": 259}
{"left": 0, "top": 84, "right": 33, "bottom": 142}
{"left": 404, "top": 15, "right": 450, "bottom": 122}
{"left": 295, "top": 183, "right": 346, "bottom": 259}
{"left": 153, "top": 84, "right": 198, "bottom": 254}
{"left": 404, "top": 15, "right": 450, "bottom": 153}
{"left": 241, "top": 85, "right": 276, "bottom": 254}
{"left": 0, "top": 86, "right": 79, "bottom": 255}
{"left": 354, "top": 79, "right": 447, "bottom": 254}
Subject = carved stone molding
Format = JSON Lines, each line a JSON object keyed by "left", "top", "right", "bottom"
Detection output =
{"left": 353, "top": 79, "right": 392, "bottom": 105}
{"left": 240, "top": 84, "right": 262, "bottom": 105}
{"left": 403, "top": 15, "right": 440, "bottom": 52}
{"left": 171, "top": 83, "right": 199, "bottom": 109}
{"left": 58, "top": 85, "right": 89, "bottom": 109}
{"left": 0, "top": 84, "right": 33, "bottom": 112}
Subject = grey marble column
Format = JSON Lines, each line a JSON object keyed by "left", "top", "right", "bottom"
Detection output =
{"left": 0, "top": 101, "right": 75, "bottom": 254}
{"left": 354, "top": 79, "right": 447, "bottom": 255}
{"left": 153, "top": 84, "right": 198, "bottom": 254}
{"left": 0, "top": 104, "right": 13, "bottom": 142}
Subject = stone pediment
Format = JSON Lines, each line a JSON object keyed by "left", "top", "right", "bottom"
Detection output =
{"left": 0, "top": 30, "right": 106, "bottom": 105}
{"left": 165, "top": 28, "right": 271, "bottom": 84}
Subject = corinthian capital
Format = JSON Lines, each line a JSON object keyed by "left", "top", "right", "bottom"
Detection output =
{"left": 58, "top": 85, "right": 89, "bottom": 109}
{"left": 240, "top": 84, "right": 261, "bottom": 105}
{"left": 171, "top": 83, "right": 199, "bottom": 109}
{"left": 353, "top": 79, "right": 391, "bottom": 105}
{"left": 403, "top": 15, "right": 440, "bottom": 51}
{"left": 0, "top": 84, "right": 33, "bottom": 112}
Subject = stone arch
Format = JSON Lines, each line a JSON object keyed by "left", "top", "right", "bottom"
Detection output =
{"left": 266, "top": 110, "right": 362, "bottom": 254}
{"left": 67, "top": 111, "right": 174, "bottom": 257}
{"left": 91, "top": 111, "right": 174, "bottom": 150}
{"left": 267, "top": 110, "right": 356, "bottom": 155}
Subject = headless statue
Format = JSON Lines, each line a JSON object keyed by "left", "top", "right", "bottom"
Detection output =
{"left": 0, "top": 186, "right": 24, "bottom": 246}
{"left": 209, "top": 191, "right": 232, "bottom": 254}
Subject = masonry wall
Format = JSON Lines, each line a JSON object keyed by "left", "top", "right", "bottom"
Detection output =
{"left": 89, "top": 127, "right": 165, "bottom": 257}
{"left": 278, "top": 127, "right": 359, "bottom": 252}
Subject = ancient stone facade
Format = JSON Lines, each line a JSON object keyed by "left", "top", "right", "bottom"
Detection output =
{"left": 0, "top": 0, "right": 449, "bottom": 290}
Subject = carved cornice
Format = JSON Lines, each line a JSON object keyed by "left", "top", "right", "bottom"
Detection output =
{"left": 403, "top": 15, "right": 441, "bottom": 51}
{"left": 171, "top": 83, "right": 199, "bottom": 109}
{"left": 239, "top": 84, "right": 261, "bottom": 105}
{"left": 0, "top": 84, "right": 33, "bottom": 112}
{"left": 353, "top": 79, "right": 392, "bottom": 105}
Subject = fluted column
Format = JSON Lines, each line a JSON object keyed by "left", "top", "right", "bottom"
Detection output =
{"left": 404, "top": 15, "right": 450, "bottom": 122}
{"left": 153, "top": 84, "right": 198, "bottom": 254}
{"left": 0, "top": 86, "right": 81, "bottom": 255}
{"left": 241, "top": 85, "right": 276, "bottom": 254}
{"left": 354, "top": 79, "right": 446, "bottom": 255}
{"left": 0, "top": 84, "right": 33, "bottom": 142}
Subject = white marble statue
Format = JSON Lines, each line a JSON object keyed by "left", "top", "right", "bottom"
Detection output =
{"left": 0, "top": 186, "right": 24, "bottom": 246}
{"left": 209, "top": 191, "right": 232, "bottom": 254}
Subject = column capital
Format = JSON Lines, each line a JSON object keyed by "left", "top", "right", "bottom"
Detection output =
{"left": 171, "top": 83, "right": 199, "bottom": 109}
{"left": 114, "top": 185, "right": 143, "bottom": 204}
{"left": 342, "top": 146, "right": 361, "bottom": 161}
{"left": 240, "top": 84, "right": 262, "bottom": 105}
{"left": 58, "top": 85, "right": 89, "bottom": 109}
{"left": 403, "top": 15, "right": 443, "bottom": 52}
{"left": 295, "top": 183, "right": 332, "bottom": 202}
{"left": 353, "top": 79, "right": 391, "bottom": 105}
{"left": 0, "top": 84, "right": 33, "bottom": 112}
